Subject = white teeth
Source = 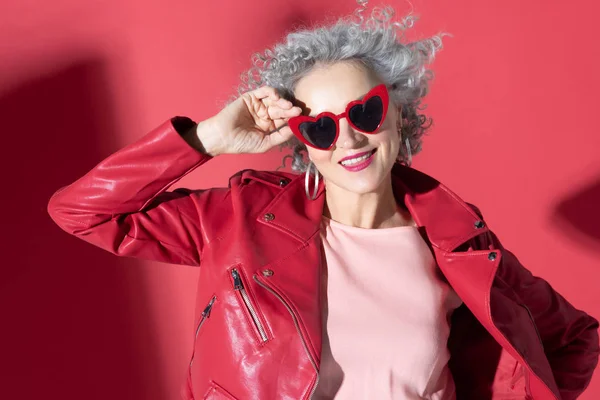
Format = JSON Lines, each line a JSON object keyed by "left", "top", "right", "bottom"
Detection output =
{"left": 340, "top": 151, "right": 373, "bottom": 166}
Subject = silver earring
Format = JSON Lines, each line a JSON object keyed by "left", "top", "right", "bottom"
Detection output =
{"left": 397, "top": 117, "right": 412, "bottom": 167}
{"left": 305, "top": 160, "right": 320, "bottom": 200}
{"left": 404, "top": 137, "right": 412, "bottom": 167}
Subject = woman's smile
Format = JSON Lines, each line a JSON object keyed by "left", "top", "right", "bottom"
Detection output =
{"left": 339, "top": 148, "right": 377, "bottom": 171}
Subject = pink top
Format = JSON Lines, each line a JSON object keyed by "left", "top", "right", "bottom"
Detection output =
{"left": 313, "top": 216, "right": 463, "bottom": 400}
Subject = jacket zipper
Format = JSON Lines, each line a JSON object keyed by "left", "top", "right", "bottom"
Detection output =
{"left": 232, "top": 269, "right": 269, "bottom": 342}
{"left": 189, "top": 295, "right": 216, "bottom": 368}
{"left": 254, "top": 274, "right": 319, "bottom": 399}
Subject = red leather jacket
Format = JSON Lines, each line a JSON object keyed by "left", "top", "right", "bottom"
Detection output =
{"left": 47, "top": 117, "right": 599, "bottom": 400}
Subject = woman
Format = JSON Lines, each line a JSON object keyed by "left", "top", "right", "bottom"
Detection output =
{"left": 47, "top": 1, "right": 598, "bottom": 399}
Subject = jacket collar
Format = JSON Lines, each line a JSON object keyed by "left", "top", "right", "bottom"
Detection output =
{"left": 257, "top": 163, "right": 488, "bottom": 253}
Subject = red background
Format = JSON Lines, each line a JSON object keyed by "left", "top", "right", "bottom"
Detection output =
{"left": 1, "top": 0, "right": 598, "bottom": 398}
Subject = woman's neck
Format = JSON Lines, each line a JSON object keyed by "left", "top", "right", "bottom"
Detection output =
{"left": 322, "top": 174, "right": 414, "bottom": 229}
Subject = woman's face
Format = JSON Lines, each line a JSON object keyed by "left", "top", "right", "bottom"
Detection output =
{"left": 293, "top": 61, "right": 402, "bottom": 195}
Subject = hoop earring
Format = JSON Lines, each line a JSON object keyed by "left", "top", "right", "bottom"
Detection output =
{"left": 404, "top": 137, "right": 412, "bottom": 167}
{"left": 305, "top": 160, "right": 320, "bottom": 201}
{"left": 397, "top": 116, "right": 412, "bottom": 167}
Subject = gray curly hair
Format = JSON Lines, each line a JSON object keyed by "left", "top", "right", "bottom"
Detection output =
{"left": 233, "top": 0, "right": 450, "bottom": 173}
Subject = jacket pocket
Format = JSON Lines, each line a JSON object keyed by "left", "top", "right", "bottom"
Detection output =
{"left": 202, "top": 380, "right": 238, "bottom": 400}
{"left": 518, "top": 302, "right": 543, "bottom": 346}
{"left": 189, "top": 295, "right": 217, "bottom": 368}
{"left": 230, "top": 268, "right": 270, "bottom": 343}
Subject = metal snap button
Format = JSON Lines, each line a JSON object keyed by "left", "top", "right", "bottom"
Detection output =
{"left": 474, "top": 220, "right": 485, "bottom": 229}
{"left": 263, "top": 213, "right": 275, "bottom": 221}
{"left": 488, "top": 252, "right": 497, "bottom": 261}
{"left": 262, "top": 269, "right": 274, "bottom": 277}
{"left": 279, "top": 178, "right": 288, "bottom": 187}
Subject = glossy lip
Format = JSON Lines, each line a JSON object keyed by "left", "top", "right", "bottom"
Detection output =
{"left": 338, "top": 149, "right": 376, "bottom": 164}
{"left": 339, "top": 149, "right": 377, "bottom": 172}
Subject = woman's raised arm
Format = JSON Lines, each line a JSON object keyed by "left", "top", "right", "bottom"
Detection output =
{"left": 47, "top": 86, "right": 302, "bottom": 266}
{"left": 47, "top": 117, "right": 226, "bottom": 266}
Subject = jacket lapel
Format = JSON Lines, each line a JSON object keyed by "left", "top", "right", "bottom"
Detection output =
{"left": 253, "top": 163, "right": 499, "bottom": 368}
{"left": 257, "top": 163, "right": 490, "bottom": 250}
{"left": 390, "top": 164, "right": 501, "bottom": 337}
{"left": 390, "top": 163, "right": 489, "bottom": 252}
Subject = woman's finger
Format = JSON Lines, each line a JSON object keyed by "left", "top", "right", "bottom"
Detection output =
{"left": 252, "top": 85, "right": 280, "bottom": 102}
{"left": 276, "top": 98, "right": 293, "bottom": 109}
{"left": 261, "top": 95, "right": 291, "bottom": 112}
{"left": 267, "top": 105, "right": 302, "bottom": 121}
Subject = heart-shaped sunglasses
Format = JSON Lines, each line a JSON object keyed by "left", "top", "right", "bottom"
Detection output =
{"left": 287, "top": 84, "right": 390, "bottom": 150}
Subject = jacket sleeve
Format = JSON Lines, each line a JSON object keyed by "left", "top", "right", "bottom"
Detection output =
{"left": 468, "top": 204, "right": 600, "bottom": 400}
{"left": 47, "top": 117, "right": 228, "bottom": 266}
{"left": 495, "top": 241, "right": 599, "bottom": 400}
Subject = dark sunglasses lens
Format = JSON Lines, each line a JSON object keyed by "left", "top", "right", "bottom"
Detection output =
{"left": 348, "top": 95, "right": 384, "bottom": 132}
{"left": 299, "top": 117, "right": 336, "bottom": 149}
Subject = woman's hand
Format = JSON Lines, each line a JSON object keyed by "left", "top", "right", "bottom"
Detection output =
{"left": 198, "top": 86, "right": 303, "bottom": 156}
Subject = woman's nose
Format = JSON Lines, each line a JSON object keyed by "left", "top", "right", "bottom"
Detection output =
{"left": 335, "top": 118, "right": 365, "bottom": 149}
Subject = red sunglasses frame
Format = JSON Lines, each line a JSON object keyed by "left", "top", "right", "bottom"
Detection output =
{"left": 287, "top": 83, "right": 390, "bottom": 150}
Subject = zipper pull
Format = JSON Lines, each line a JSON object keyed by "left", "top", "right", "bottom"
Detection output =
{"left": 201, "top": 296, "right": 216, "bottom": 318}
{"left": 232, "top": 269, "right": 244, "bottom": 290}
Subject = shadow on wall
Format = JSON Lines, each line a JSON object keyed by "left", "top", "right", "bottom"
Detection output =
{"left": 0, "top": 61, "right": 166, "bottom": 400}
{"left": 553, "top": 177, "right": 600, "bottom": 255}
